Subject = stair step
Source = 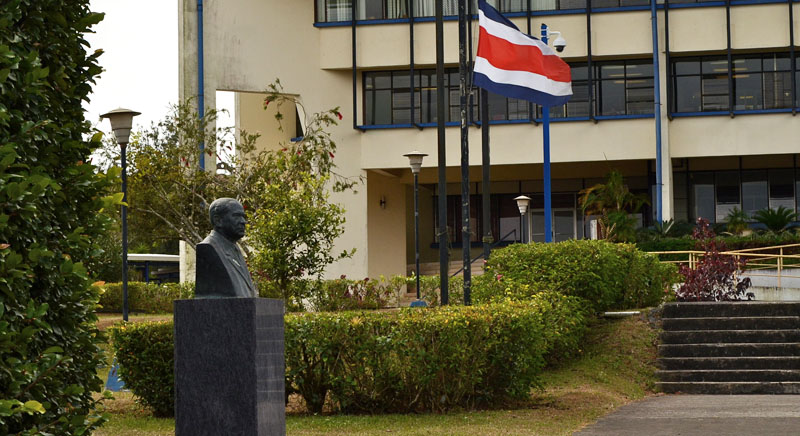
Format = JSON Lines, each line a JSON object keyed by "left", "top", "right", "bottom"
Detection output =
{"left": 658, "top": 356, "right": 800, "bottom": 370}
{"left": 657, "top": 381, "right": 800, "bottom": 394}
{"left": 658, "top": 343, "right": 800, "bottom": 357}
{"left": 662, "top": 302, "right": 800, "bottom": 318}
{"left": 661, "top": 329, "right": 800, "bottom": 344}
{"left": 656, "top": 369, "right": 800, "bottom": 382}
{"left": 662, "top": 316, "right": 799, "bottom": 331}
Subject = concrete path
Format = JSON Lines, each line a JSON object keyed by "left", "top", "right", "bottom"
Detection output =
{"left": 574, "top": 395, "right": 800, "bottom": 435}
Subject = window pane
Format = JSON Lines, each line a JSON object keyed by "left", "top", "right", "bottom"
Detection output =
{"left": 627, "top": 78, "right": 654, "bottom": 114}
{"left": 702, "top": 58, "right": 729, "bottom": 74}
{"left": 600, "top": 64, "right": 626, "bottom": 80}
{"left": 742, "top": 171, "right": 768, "bottom": 217}
{"left": 769, "top": 169, "right": 795, "bottom": 210}
{"left": 691, "top": 173, "right": 715, "bottom": 222}
{"left": 676, "top": 76, "right": 701, "bottom": 112}
{"left": 702, "top": 76, "right": 729, "bottom": 111}
{"left": 597, "top": 79, "right": 626, "bottom": 115}
{"left": 674, "top": 58, "right": 700, "bottom": 76}
{"left": 715, "top": 171, "right": 740, "bottom": 222}
{"left": 734, "top": 71, "right": 762, "bottom": 110}
{"left": 764, "top": 71, "right": 792, "bottom": 109}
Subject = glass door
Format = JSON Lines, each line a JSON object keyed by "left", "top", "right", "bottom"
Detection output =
{"left": 530, "top": 208, "right": 576, "bottom": 242}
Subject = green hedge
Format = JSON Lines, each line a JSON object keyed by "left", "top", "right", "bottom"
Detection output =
{"left": 108, "top": 321, "right": 174, "bottom": 417}
{"left": 477, "top": 240, "right": 678, "bottom": 312}
{"left": 97, "top": 281, "right": 194, "bottom": 313}
{"left": 110, "top": 293, "right": 588, "bottom": 416}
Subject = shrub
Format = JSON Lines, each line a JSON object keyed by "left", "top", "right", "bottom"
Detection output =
{"left": 477, "top": 240, "right": 678, "bottom": 312}
{"left": 0, "top": 2, "right": 110, "bottom": 434}
{"left": 403, "top": 274, "right": 465, "bottom": 307}
{"left": 676, "top": 218, "right": 752, "bottom": 301}
{"left": 285, "top": 292, "right": 588, "bottom": 413}
{"left": 97, "top": 281, "right": 194, "bottom": 313}
{"left": 753, "top": 206, "right": 799, "bottom": 233}
{"left": 108, "top": 322, "right": 174, "bottom": 417}
{"left": 110, "top": 293, "right": 588, "bottom": 416}
{"left": 308, "top": 276, "right": 403, "bottom": 311}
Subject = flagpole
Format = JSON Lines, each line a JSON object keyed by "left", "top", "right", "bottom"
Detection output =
{"left": 541, "top": 24, "right": 553, "bottom": 243}
{"left": 458, "top": 0, "right": 471, "bottom": 304}
{"left": 435, "top": 0, "right": 449, "bottom": 305}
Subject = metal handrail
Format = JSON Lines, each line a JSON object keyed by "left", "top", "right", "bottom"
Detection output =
{"left": 649, "top": 243, "right": 800, "bottom": 287}
{"left": 450, "top": 229, "right": 518, "bottom": 278}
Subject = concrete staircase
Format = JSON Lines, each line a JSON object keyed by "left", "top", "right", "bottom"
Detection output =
{"left": 657, "top": 302, "right": 800, "bottom": 394}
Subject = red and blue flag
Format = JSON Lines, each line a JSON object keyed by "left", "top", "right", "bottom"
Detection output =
{"left": 473, "top": 0, "right": 572, "bottom": 107}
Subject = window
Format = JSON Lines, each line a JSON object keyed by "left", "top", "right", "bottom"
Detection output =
{"left": 742, "top": 170, "right": 768, "bottom": 217}
{"left": 769, "top": 169, "right": 795, "bottom": 210}
{"left": 594, "top": 60, "right": 654, "bottom": 116}
{"left": 317, "top": 0, "right": 459, "bottom": 22}
{"left": 691, "top": 172, "right": 715, "bottom": 222}
{"left": 550, "top": 63, "right": 590, "bottom": 118}
{"left": 672, "top": 53, "right": 796, "bottom": 113}
{"left": 364, "top": 69, "right": 460, "bottom": 125}
{"left": 671, "top": 56, "right": 729, "bottom": 113}
{"left": 715, "top": 171, "right": 739, "bottom": 222}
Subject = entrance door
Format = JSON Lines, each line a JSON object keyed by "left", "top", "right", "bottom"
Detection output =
{"left": 530, "top": 208, "right": 576, "bottom": 242}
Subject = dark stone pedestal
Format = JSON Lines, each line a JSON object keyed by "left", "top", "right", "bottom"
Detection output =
{"left": 174, "top": 298, "right": 285, "bottom": 436}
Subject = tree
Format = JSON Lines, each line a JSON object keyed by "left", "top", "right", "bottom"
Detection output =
{"left": 579, "top": 169, "right": 648, "bottom": 242}
{"left": 246, "top": 86, "right": 357, "bottom": 308}
{"left": 0, "top": 2, "right": 114, "bottom": 434}
{"left": 107, "top": 81, "right": 359, "bottom": 307}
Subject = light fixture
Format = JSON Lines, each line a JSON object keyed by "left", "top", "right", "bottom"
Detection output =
{"left": 100, "top": 108, "right": 141, "bottom": 146}
{"left": 514, "top": 195, "right": 531, "bottom": 216}
{"left": 403, "top": 151, "right": 428, "bottom": 175}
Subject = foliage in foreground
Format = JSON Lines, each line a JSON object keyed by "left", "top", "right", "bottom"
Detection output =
{"left": 0, "top": 2, "right": 113, "bottom": 435}
{"left": 476, "top": 240, "right": 678, "bottom": 312}
{"left": 676, "top": 218, "right": 752, "bottom": 301}
{"left": 109, "top": 293, "right": 588, "bottom": 417}
{"left": 579, "top": 169, "right": 648, "bottom": 243}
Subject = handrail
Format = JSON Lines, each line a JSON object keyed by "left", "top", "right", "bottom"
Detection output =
{"left": 648, "top": 243, "right": 800, "bottom": 288}
{"left": 450, "top": 229, "right": 518, "bottom": 278}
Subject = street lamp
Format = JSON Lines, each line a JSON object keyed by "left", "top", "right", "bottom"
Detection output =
{"left": 101, "top": 108, "right": 140, "bottom": 322}
{"left": 404, "top": 151, "right": 428, "bottom": 308}
{"left": 514, "top": 195, "right": 531, "bottom": 243}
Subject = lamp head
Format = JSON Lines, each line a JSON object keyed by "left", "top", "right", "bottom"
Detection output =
{"left": 403, "top": 151, "right": 428, "bottom": 175}
{"left": 514, "top": 195, "right": 531, "bottom": 216}
{"left": 100, "top": 108, "right": 141, "bottom": 146}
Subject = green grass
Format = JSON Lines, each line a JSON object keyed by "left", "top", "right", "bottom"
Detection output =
{"left": 94, "top": 315, "right": 660, "bottom": 436}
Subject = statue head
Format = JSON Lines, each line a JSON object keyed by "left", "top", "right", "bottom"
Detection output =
{"left": 209, "top": 198, "right": 246, "bottom": 242}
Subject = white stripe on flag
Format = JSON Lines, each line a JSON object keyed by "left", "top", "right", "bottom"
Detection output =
{"left": 478, "top": 10, "right": 557, "bottom": 56}
{"left": 473, "top": 57, "right": 573, "bottom": 97}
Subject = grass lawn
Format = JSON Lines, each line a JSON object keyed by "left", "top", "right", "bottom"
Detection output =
{"left": 94, "top": 314, "right": 659, "bottom": 436}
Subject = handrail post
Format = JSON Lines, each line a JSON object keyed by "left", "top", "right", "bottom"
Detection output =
{"left": 778, "top": 247, "right": 783, "bottom": 288}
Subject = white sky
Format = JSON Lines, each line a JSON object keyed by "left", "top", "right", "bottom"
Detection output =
{"left": 84, "top": 0, "right": 233, "bottom": 140}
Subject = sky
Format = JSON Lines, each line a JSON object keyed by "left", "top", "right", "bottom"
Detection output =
{"left": 84, "top": 0, "right": 233, "bottom": 140}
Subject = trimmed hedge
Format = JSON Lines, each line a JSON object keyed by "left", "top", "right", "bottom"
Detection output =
{"left": 97, "top": 281, "right": 194, "bottom": 313}
{"left": 110, "top": 293, "right": 588, "bottom": 416}
{"left": 477, "top": 240, "right": 678, "bottom": 312}
{"left": 108, "top": 321, "right": 174, "bottom": 416}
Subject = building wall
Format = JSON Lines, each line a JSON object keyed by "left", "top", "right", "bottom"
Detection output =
{"left": 181, "top": 0, "right": 800, "bottom": 280}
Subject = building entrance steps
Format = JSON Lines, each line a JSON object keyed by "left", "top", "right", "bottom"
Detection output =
{"left": 657, "top": 302, "right": 800, "bottom": 395}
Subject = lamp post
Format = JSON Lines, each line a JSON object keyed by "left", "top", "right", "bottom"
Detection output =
{"left": 514, "top": 195, "right": 531, "bottom": 243}
{"left": 404, "top": 151, "right": 428, "bottom": 307}
{"left": 101, "top": 108, "right": 140, "bottom": 322}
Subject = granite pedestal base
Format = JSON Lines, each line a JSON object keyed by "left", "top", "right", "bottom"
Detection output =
{"left": 174, "top": 298, "right": 285, "bottom": 436}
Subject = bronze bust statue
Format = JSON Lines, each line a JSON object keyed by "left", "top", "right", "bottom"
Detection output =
{"left": 195, "top": 198, "right": 257, "bottom": 298}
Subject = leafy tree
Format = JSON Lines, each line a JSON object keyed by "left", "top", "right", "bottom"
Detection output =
{"left": 675, "top": 218, "right": 752, "bottom": 301}
{"left": 579, "top": 169, "right": 648, "bottom": 242}
{"left": 246, "top": 83, "right": 357, "bottom": 309}
{"left": 104, "top": 81, "right": 359, "bottom": 308}
{"left": 753, "top": 206, "right": 798, "bottom": 233}
{"left": 0, "top": 2, "right": 114, "bottom": 434}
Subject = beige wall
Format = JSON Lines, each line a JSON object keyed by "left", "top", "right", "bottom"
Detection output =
{"left": 670, "top": 114, "right": 800, "bottom": 158}
{"left": 367, "top": 171, "right": 408, "bottom": 278}
{"left": 235, "top": 91, "right": 297, "bottom": 153}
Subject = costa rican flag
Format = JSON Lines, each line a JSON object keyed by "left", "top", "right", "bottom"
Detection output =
{"left": 473, "top": 0, "right": 572, "bottom": 107}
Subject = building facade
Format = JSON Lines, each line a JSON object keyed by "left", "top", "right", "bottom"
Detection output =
{"left": 179, "top": 0, "right": 800, "bottom": 280}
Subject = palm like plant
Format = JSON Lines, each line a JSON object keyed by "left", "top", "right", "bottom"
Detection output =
{"left": 579, "top": 170, "right": 649, "bottom": 242}
{"left": 724, "top": 207, "right": 750, "bottom": 235}
{"left": 752, "top": 206, "right": 799, "bottom": 233}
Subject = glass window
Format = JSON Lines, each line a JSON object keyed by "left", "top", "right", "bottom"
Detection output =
{"left": 672, "top": 56, "right": 729, "bottom": 112}
{"left": 742, "top": 170, "right": 768, "bottom": 217}
{"left": 769, "top": 169, "right": 795, "bottom": 210}
{"left": 691, "top": 172, "right": 715, "bottom": 222}
{"left": 715, "top": 171, "right": 739, "bottom": 222}
{"left": 594, "top": 60, "right": 654, "bottom": 116}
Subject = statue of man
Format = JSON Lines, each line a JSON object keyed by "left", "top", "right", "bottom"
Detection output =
{"left": 195, "top": 198, "right": 257, "bottom": 298}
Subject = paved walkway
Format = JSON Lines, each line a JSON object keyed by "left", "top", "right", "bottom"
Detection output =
{"left": 574, "top": 395, "right": 800, "bottom": 435}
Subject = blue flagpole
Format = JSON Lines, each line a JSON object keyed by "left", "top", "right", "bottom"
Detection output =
{"left": 541, "top": 24, "right": 552, "bottom": 243}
